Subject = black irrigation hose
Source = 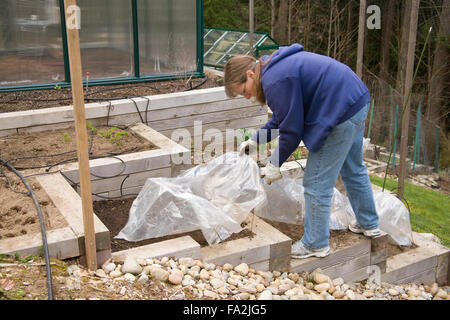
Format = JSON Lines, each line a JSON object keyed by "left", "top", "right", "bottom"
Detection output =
{"left": 0, "top": 157, "right": 54, "bottom": 300}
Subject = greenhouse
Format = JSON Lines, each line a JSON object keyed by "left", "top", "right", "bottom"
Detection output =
{"left": 0, "top": 0, "right": 203, "bottom": 92}
{"left": 203, "top": 27, "right": 279, "bottom": 69}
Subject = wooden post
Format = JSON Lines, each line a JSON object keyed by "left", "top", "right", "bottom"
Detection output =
{"left": 356, "top": 0, "right": 366, "bottom": 78}
{"left": 398, "top": 0, "right": 420, "bottom": 200}
{"left": 249, "top": 0, "right": 254, "bottom": 56}
{"left": 64, "top": 0, "right": 97, "bottom": 270}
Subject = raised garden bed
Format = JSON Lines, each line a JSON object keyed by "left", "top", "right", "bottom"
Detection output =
{"left": 0, "top": 124, "right": 157, "bottom": 170}
{"left": 0, "top": 172, "right": 85, "bottom": 261}
{"left": 93, "top": 197, "right": 255, "bottom": 253}
{"left": 0, "top": 175, "right": 67, "bottom": 240}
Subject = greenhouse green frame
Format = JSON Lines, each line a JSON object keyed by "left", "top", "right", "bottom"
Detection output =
{"left": 0, "top": 0, "right": 204, "bottom": 93}
{"left": 203, "top": 27, "right": 279, "bottom": 69}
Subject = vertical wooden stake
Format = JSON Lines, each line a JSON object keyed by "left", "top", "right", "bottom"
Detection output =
{"left": 64, "top": 0, "right": 97, "bottom": 270}
{"left": 398, "top": 0, "right": 420, "bottom": 200}
{"left": 249, "top": 0, "right": 254, "bottom": 56}
{"left": 356, "top": 0, "right": 366, "bottom": 78}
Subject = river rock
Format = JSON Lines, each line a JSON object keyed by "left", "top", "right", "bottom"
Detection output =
{"left": 94, "top": 269, "right": 107, "bottom": 278}
{"left": 169, "top": 269, "right": 183, "bottom": 285}
{"left": 103, "top": 263, "right": 116, "bottom": 274}
{"left": 121, "top": 257, "right": 142, "bottom": 275}
{"left": 109, "top": 270, "right": 122, "bottom": 278}
{"left": 291, "top": 294, "right": 311, "bottom": 300}
{"left": 235, "top": 263, "right": 249, "bottom": 276}
{"left": 258, "top": 290, "right": 273, "bottom": 300}
{"left": 313, "top": 273, "right": 330, "bottom": 284}
{"left": 210, "top": 278, "right": 225, "bottom": 289}
{"left": 204, "top": 290, "right": 220, "bottom": 299}
{"left": 407, "top": 289, "right": 420, "bottom": 297}
{"left": 151, "top": 267, "right": 169, "bottom": 282}
{"left": 137, "top": 273, "right": 149, "bottom": 284}
{"left": 333, "top": 277, "right": 345, "bottom": 286}
{"left": 199, "top": 269, "right": 210, "bottom": 280}
{"left": 346, "top": 290, "right": 356, "bottom": 300}
{"left": 430, "top": 283, "right": 439, "bottom": 295}
{"left": 314, "top": 283, "right": 331, "bottom": 293}
{"left": 436, "top": 289, "right": 448, "bottom": 299}
{"left": 222, "top": 263, "right": 233, "bottom": 272}
{"left": 178, "top": 257, "right": 195, "bottom": 267}
{"left": 123, "top": 273, "right": 136, "bottom": 282}
{"left": 388, "top": 289, "right": 399, "bottom": 296}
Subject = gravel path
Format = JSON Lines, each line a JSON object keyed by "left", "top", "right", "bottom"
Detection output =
{"left": 62, "top": 256, "right": 449, "bottom": 301}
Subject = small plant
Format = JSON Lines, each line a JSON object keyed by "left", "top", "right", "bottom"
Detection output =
{"left": 60, "top": 132, "right": 71, "bottom": 143}
{"left": 292, "top": 148, "right": 302, "bottom": 160}
{"left": 86, "top": 121, "right": 97, "bottom": 134}
{"left": 98, "top": 126, "right": 129, "bottom": 148}
{"left": 237, "top": 128, "right": 254, "bottom": 144}
{"left": 54, "top": 84, "right": 61, "bottom": 90}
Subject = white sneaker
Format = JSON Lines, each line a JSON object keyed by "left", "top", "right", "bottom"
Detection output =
{"left": 291, "top": 240, "right": 331, "bottom": 259}
{"left": 348, "top": 220, "right": 381, "bottom": 237}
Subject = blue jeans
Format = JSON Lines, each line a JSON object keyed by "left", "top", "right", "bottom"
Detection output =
{"left": 301, "top": 103, "right": 379, "bottom": 249}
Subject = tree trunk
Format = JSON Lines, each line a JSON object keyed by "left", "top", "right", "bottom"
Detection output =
{"left": 379, "top": 0, "right": 396, "bottom": 83}
{"left": 396, "top": 0, "right": 412, "bottom": 100}
{"left": 270, "top": 0, "right": 276, "bottom": 38}
{"left": 274, "top": 0, "right": 289, "bottom": 43}
{"left": 427, "top": 0, "right": 450, "bottom": 128}
{"left": 356, "top": 0, "right": 366, "bottom": 77}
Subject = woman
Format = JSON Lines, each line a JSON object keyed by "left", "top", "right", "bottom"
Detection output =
{"left": 224, "top": 44, "right": 381, "bottom": 259}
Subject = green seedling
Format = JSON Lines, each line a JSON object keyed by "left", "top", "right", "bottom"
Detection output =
{"left": 61, "top": 132, "right": 71, "bottom": 143}
{"left": 86, "top": 121, "right": 97, "bottom": 134}
{"left": 98, "top": 126, "right": 129, "bottom": 148}
{"left": 292, "top": 148, "right": 302, "bottom": 160}
{"left": 54, "top": 84, "right": 61, "bottom": 90}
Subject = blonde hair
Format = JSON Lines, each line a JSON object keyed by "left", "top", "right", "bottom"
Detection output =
{"left": 224, "top": 55, "right": 268, "bottom": 105}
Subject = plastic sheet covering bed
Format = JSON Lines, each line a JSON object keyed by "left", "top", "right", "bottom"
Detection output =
{"left": 254, "top": 177, "right": 413, "bottom": 246}
{"left": 115, "top": 153, "right": 267, "bottom": 245}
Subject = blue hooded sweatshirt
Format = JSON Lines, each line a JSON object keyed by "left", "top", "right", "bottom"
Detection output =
{"left": 252, "top": 44, "right": 371, "bottom": 167}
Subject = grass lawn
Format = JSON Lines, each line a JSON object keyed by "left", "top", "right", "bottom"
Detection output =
{"left": 370, "top": 175, "right": 450, "bottom": 248}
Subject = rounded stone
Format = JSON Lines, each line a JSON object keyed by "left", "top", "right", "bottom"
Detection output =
{"left": 121, "top": 257, "right": 143, "bottom": 275}
{"left": 313, "top": 273, "right": 330, "bottom": 284}
{"left": 169, "top": 269, "right": 183, "bottom": 285}
{"left": 314, "top": 283, "right": 331, "bottom": 293}
{"left": 123, "top": 273, "right": 136, "bottom": 282}
{"left": 199, "top": 269, "right": 210, "bottom": 280}
{"left": 222, "top": 263, "right": 233, "bottom": 272}
{"left": 109, "top": 270, "right": 122, "bottom": 278}
{"left": 151, "top": 267, "right": 169, "bottom": 282}
{"left": 234, "top": 263, "right": 249, "bottom": 276}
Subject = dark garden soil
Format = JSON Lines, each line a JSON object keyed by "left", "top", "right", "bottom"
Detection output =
{"left": 0, "top": 125, "right": 157, "bottom": 171}
{"left": 0, "top": 173, "right": 68, "bottom": 240}
{"left": 0, "top": 72, "right": 223, "bottom": 113}
{"left": 93, "top": 197, "right": 255, "bottom": 253}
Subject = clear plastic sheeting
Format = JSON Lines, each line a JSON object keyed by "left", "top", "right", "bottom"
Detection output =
{"left": 373, "top": 191, "right": 414, "bottom": 246}
{"left": 254, "top": 177, "right": 413, "bottom": 246}
{"left": 254, "top": 178, "right": 355, "bottom": 229}
{"left": 115, "top": 153, "right": 267, "bottom": 246}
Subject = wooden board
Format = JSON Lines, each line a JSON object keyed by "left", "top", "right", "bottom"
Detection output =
{"left": 0, "top": 227, "right": 79, "bottom": 260}
{"left": 290, "top": 235, "right": 371, "bottom": 274}
{"left": 0, "top": 87, "right": 256, "bottom": 132}
{"left": 201, "top": 214, "right": 292, "bottom": 271}
{"left": 111, "top": 236, "right": 201, "bottom": 263}
{"left": 36, "top": 172, "right": 110, "bottom": 252}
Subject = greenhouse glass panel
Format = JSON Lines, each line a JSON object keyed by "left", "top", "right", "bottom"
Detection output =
{"left": 0, "top": 0, "right": 65, "bottom": 86}
{"left": 138, "top": 0, "right": 197, "bottom": 77}
{"left": 78, "top": 0, "right": 133, "bottom": 80}
{"left": 203, "top": 28, "right": 279, "bottom": 69}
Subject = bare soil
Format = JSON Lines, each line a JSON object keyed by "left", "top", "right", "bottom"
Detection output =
{"left": 0, "top": 74, "right": 223, "bottom": 113}
{"left": 0, "top": 174, "right": 67, "bottom": 240}
{"left": 93, "top": 197, "right": 255, "bottom": 252}
{"left": 0, "top": 125, "right": 157, "bottom": 171}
